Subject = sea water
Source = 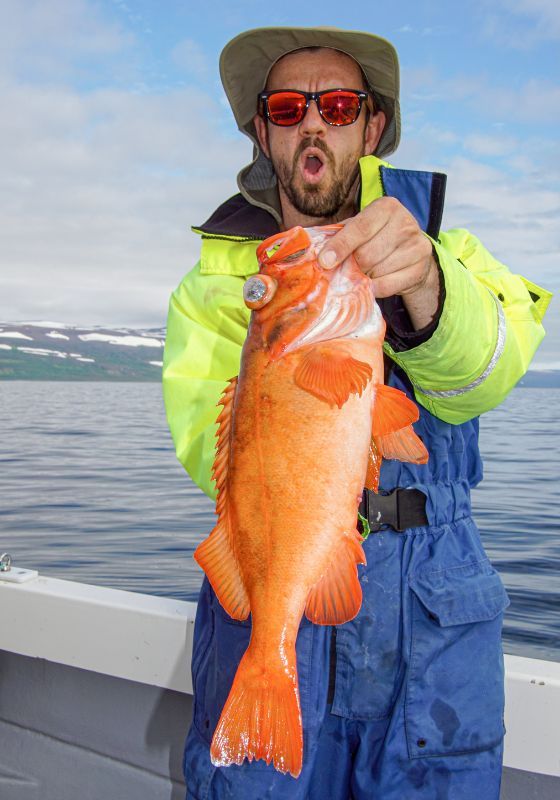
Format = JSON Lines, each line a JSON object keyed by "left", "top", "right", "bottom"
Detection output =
{"left": 1, "top": 381, "right": 558, "bottom": 662}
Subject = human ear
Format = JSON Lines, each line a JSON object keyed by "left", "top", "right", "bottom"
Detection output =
{"left": 253, "top": 113, "right": 271, "bottom": 159}
{"left": 364, "top": 110, "right": 387, "bottom": 155}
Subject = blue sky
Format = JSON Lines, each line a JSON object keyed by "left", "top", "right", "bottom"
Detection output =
{"left": 1, "top": 0, "right": 558, "bottom": 363}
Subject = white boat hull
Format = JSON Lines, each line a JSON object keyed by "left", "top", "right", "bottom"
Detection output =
{"left": 1, "top": 575, "right": 558, "bottom": 798}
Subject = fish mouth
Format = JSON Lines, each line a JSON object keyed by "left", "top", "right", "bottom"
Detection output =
{"left": 299, "top": 147, "right": 327, "bottom": 184}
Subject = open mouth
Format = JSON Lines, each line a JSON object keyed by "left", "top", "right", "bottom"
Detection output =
{"left": 300, "top": 149, "right": 326, "bottom": 183}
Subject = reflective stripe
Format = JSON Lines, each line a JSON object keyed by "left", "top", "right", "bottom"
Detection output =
{"left": 415, "top": 291, "right": 506, "bottom": 399}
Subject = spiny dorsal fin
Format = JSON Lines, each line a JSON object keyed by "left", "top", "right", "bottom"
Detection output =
{"left": 194, "top": 377, "right": 250, "bottom": 621}
{"left": 212, "top": 376, "right": 237, "bottom": 508}
{"left": 294, "top": 345, "right": 372, "bottom": 409}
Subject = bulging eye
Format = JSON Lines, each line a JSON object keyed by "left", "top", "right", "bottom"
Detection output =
{"left": 243, "top": 275, "right": 277, "bottom": 309}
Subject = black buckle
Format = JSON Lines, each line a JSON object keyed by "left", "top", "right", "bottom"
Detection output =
{"left": 369, "top": 489, "right": 402, "bottom": 532}
{"left": 358, "top": 488, "right": 427, "bottom": 534}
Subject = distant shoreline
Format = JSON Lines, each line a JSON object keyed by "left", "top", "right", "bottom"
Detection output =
{"left": 0, "top": 322, "right": 164, "bottom": 383}
{"left": 1, "top": 322, "right": 558, "bottom": 387}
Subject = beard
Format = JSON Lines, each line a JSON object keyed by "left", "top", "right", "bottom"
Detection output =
{"left": 271, "top": 136, "right": 363, "bottom": 219}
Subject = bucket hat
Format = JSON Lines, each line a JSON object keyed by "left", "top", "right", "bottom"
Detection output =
{"left": 219, "top": 26, "right": 401, "bottom": 223}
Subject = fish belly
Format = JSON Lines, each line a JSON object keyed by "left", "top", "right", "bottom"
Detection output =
{"left": 230, "top": 348, "right": 374, "bottom": 623}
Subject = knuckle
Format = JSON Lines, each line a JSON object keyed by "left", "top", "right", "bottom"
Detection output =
{"left": 353, "top": 212, "right": 372, "bottom": 237}
{"left": 354, "top": 243, "right": 374, "bottom": 270}
{"left": 414, "top": 236, "right": 432, "bottom": 262}
{"left": 373, "top": 275, "right": 392, "bottom": 298}
{"left": 380, "top": 195, "right": 400, "bottom": 213}
{"left": 402, "top": 216, "right": 420, "bottom": 237}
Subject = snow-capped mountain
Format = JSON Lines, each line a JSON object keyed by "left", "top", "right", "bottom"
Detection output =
{"left": 0, "top": 322, "right": 166, "bottom": 381}
{"left": 0, "top": 321, "right": 557, "bottom": 385}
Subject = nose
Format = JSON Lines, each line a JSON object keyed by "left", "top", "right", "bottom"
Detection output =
{"left": 300, "top": 98, "right": 326, "bottom": 136}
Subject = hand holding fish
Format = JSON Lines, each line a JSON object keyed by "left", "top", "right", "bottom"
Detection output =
{"left": 318, "top": 196, "right": 440, "bottom": 330}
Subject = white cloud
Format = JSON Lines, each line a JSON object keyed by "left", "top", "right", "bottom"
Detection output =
{"left": 482, "top": 0, "right": 560, "bottom": 47}
{"left": 395, "top": 126, "right": 559, "bottom": 357}
{"left": 1, "top": 0, "right": 133, "bottom": 81}
{"left": 463, "top": 134, "right": 518, "bottom": 157}
{"left": 395, "top": 24, "right": 447, "bottom": 36}
{"left": 484, "top": 80, "right": 560, "bottom": 124}
{"left": 171, "top": 38, "right": 210, "bottom": 77}
{"left": 405, "top": 71, "right": 560, "bottom": 125}
{"left": 0, "top": 76, "right": 250, "bottom": 327}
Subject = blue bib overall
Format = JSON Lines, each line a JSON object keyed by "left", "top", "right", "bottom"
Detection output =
{"left": 183, "top": 367, "right": 510, "bottom": 800}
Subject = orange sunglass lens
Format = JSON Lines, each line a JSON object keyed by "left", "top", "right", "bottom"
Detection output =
{"left": 267, "top": 92, "right": 307, "bottom": 125}
{"left": 320, "top": 92, "right": 361, "bottom": 125}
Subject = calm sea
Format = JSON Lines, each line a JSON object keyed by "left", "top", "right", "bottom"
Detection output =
{"left": 1, "top": 381, "right": 558, "bottom": 663}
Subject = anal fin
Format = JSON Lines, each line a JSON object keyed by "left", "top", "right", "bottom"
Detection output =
{"left": 305, "top": 530, "right": 366, "bottom": 625}
{"left": 194, "top": 520, "right": 250, "bottom": 621}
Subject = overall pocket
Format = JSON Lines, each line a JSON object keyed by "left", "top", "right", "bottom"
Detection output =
{"left": 406, "top": 559, "right": 510, "bottom": 758}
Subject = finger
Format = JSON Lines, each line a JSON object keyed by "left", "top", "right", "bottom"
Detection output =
{"left": 318, "top": 199, "right": 392, "bottom": 269}
{"left": 352, "top": 217, "right": 401, "bottom": 274}
{"left": 368, "top": 247, "right": 434, "bottom": 298}
{"left": 371, "top": 263, "right": 426, "bottom": 298}
{"left": 354, "top": 231, "right": 432, "bottom": 278}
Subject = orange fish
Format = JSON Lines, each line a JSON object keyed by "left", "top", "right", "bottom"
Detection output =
{"left": 194, "top": 224, "right": 428, "bottom": 777}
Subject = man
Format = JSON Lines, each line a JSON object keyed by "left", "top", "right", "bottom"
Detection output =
{"left": 163, "top": 27, "right": 550, "bottom": 800}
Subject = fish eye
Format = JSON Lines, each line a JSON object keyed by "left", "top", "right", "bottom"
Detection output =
{"left": 243, "top": 275, "right": 277, "bottom": 309}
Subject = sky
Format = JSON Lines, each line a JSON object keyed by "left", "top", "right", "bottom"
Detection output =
{"left": 1, "top": 0, "right": 558, "bottom": 363}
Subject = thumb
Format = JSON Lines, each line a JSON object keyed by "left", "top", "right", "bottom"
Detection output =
{"left": 317, "top": 220, "right": 353, "bottom": 270}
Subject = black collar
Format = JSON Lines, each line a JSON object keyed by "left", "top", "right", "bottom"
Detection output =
{"left": 194, "top": 194, "right": 279, "bottom": 239}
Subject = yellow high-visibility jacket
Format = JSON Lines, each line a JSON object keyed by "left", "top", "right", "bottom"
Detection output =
{"left": 163, "top": 156, "right": 551, "bottom": 499}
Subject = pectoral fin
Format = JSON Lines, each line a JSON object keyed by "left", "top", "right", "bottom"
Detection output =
{"left": 294, "top": 345, "right": 372, "bottom": 409}
{"left": 364, "top": 384, "right": 429, "bottom": 491}
{"left": 371, "top": 383, "right": 420, "bottom": 436}
{"left": 375, "top": 428, "right": 429, "bottom": 464}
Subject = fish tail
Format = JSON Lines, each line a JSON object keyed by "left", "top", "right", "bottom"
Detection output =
{"left": 210, "top": 645, "right": 303, "bottom": 778}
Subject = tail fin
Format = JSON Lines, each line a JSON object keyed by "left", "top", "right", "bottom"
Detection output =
{"left": 210, "top": 646, "right": 303, "bottom": 778}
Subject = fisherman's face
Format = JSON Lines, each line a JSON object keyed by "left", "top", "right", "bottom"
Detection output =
{"left": 254, "top": 48, "right": 386, "bottom": 225}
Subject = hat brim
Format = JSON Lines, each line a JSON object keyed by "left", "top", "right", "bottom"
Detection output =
{"left": 219, "top": 26, "right": 400, "bottom": 157}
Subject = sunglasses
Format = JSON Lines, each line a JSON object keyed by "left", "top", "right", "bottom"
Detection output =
{"left": 258, "top": 88, "right": 372, "bottom": 127}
